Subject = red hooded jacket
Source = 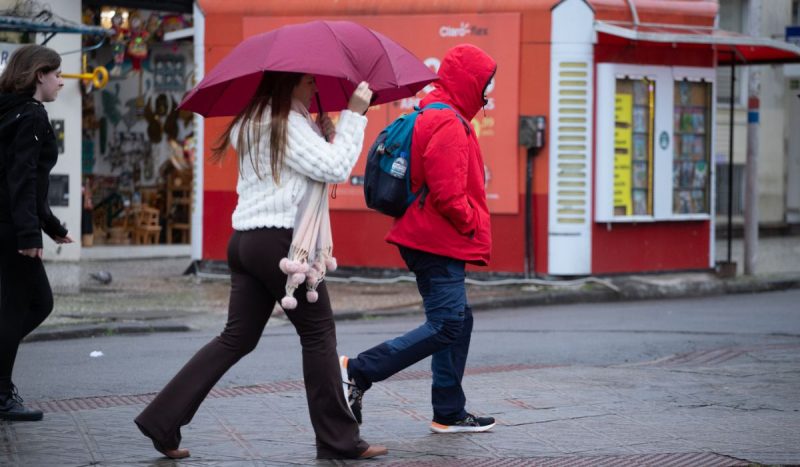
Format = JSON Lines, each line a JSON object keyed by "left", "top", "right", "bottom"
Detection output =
{"left": 385, "top": 44, "right": 496, "bottom": 265}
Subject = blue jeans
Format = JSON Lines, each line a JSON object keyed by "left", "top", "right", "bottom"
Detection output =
{"left": 347, "top": 247, "right": 473, "bottom": 423}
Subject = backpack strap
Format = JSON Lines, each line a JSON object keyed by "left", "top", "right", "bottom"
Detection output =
{"left": 419, "top": 102, "right": 471, "bottom": 136}
{"left": 410, "top": 103, "right": 472, "bottom": 210}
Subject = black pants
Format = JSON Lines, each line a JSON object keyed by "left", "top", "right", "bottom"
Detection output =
{"left": 134, "top": 228, "right": 368, "bottom": 459}
{"left": 0, "top": 223, "right": 53, "bottom": 393}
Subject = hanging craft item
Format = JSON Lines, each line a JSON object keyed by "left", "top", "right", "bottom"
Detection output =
{"left": 146, "top": 13, "right": 164, "bottom": 43}
{"left": 100, "top": 83, "right": 122, "bottom": 127}
{"left": 163, "top": 95, "right": 179, "bottom": 141}
{"left": 144, "top": 97, "right": 163, "bottom": 143}
{"left": 127, "top": 14, "right": 149, "bottom": 72}
{"left": 109, "top": 12, "right": 128, "bottom": 78}
{"left": 182, "top": 133, "right": 196, "bottom": 166}
{"left": 168, "top": 138, "right": 190, "bottom": 171}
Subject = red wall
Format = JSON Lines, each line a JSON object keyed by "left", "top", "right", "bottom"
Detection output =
{"left": 592, "top": 222, "right": 711, "bottom": 273}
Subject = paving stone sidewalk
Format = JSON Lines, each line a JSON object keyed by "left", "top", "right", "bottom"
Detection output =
{"left": 2, "top": 341, "right": 798, "bottom": 466}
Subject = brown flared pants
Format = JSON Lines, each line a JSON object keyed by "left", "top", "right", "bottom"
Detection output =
{"left": 134, "top": 227, "right": 368, "bottom": 459}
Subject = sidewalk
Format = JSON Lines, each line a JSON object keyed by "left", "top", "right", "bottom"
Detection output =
{"left": 5, "top": 236, "right": 799, "bottom": 466}
{"left": 4, "top": 341, "right": 798, "bottom": 465}
{"left": 28, "top": 235, "right": 800, "bottom": 342}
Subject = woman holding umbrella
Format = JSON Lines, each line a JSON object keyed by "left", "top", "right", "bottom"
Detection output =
{"left": 134, "top": 72, "right": 386, "bottom": 460}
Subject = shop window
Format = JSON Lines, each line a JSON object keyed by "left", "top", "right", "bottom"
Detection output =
{"left": 613, "top": 77, "right": 655, "bottom": 216}
{"left": 673, "top": 81, "right": 712, "bottom": 215}
{"left": 596, "top": 64, "right": 715, "bottom": 222}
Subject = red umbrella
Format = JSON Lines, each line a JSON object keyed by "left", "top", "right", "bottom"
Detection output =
{"left": 180, "top": 20, "right": 437, "bottom": 116}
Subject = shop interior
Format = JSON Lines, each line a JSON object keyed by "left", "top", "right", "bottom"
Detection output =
{"left": 80, "top": 1, "right": 195, "bottom": 247}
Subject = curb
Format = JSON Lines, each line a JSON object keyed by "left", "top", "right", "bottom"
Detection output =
{"left": 332, "top": 274, "right": 800, "bottom": 320}
{"left": 25, "top": 322, "right": 191, "bottom": 343}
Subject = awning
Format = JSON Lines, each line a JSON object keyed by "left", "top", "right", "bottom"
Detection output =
{"left": 595, "top": 21, "right": 800, "bottom": 65}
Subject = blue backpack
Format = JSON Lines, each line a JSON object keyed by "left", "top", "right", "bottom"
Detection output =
{"left": 363, "top": 103, "right": 468, "bottom": 217}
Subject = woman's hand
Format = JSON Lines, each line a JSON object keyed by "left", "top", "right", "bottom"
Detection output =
{"left": 18, "top": 248, "right": 43, "bottom": 258}
{"left": 317, "top": 113, "right": 336, "bottom": 141}
{"left": 347, "top": 81, "right": 373, "bottom": 115}
{"left": 53, "top": 235, "right": 74, "bottom": 244}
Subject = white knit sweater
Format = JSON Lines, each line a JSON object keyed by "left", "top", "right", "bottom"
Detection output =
{"left": 230, "top": 103, "right": 367, "bottom": 230}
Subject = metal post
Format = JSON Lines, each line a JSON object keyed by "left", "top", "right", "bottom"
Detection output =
{"left": 524, "top": 148, "right": 534, "bottom": 278}
{"left": 744, "top": 0, "right": 762, "bottom": 275}
{"left": 727, "top": 58, "right": 735, "bottom": 264}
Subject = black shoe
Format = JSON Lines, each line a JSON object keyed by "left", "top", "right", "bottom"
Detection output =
{"left": 430, "top": 413, "right": 495, "bottom": 433}
{"left": 0, "top": 385, "right": 43, "bottom": 422}
{"left": 339, "top": 356, "right": 364, "bottom": 424}
{"left": 348, "top": 385, "right": 364, "bottom": 425}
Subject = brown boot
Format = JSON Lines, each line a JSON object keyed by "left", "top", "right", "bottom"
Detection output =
{"left": 358, "top": 445, "right": 388, "bottom": 459}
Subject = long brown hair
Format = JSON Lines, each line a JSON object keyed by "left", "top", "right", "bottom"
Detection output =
{"left": 211, "top": 71, "right": 304, "bottom": 184}
{"left": 0, "top": 44, "right": 61, "bottom": 96}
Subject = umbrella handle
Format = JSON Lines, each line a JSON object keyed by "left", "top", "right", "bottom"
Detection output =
{"left": 315, "top": 93, "right": 329, "bottom": 142}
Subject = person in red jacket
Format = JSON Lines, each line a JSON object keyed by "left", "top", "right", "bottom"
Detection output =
{"left": 341, "top": 44, "right": 496, "bottom": 433}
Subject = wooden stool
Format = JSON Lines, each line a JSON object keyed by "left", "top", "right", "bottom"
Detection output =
{"left": 132, "top": 206, "right": 162, "bottom": 245}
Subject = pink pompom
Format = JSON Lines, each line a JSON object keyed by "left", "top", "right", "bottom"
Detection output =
{"left": 281, "top": 295, "right": 298, "bottom": 310}
{"left": 305, "top": 269, "right": 320, "bottom": 286}
{"left": 289, "top": 272, "right": 306, "bottom": 286}
{"left": 325, "top": 256, "right": 338, "bottom": 271}
{"left": 306, "top": 290, "right": 319, "bottom": 303}
{"left": 296, "top": 261, "right": 310, "bottom": 273}
{"left": 279, "top": 257, "right": 290, "bottom": 274}
{"left": 289, "top": 260, "right": 305, "bottom": 274}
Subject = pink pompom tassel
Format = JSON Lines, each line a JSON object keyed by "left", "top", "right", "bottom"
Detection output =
{"left": 281, "top": 295, "right": 298, "bottom": 310}
{"left": 279, "top": 257, "right": 291, "bottom": 274}
{"left": 305, "top": 269, "right": 320, "bottom": 286}
{"left": 289, "top": 272, "right": 306, "bottom": 286}
{"left": 325, "top": 256, "right": 337, "bottom": 271}
{"left": 306, "top": 290, "right": 319, "bottom": 303}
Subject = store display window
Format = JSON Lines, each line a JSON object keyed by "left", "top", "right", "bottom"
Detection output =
{"left": 613, "top": 77, "right": 654, "bottom": 216}
{"left": 596, "top": 64, "right": 715, "bottom": 222}
{"left": 673, "top": 81, "right": 712, "bottom": 215}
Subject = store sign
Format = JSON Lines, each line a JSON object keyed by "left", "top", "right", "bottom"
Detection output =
{"left": 659, "top": 131, "right": 669, "bottom": 150}
{"left": 787, "top": 26, "right": 800, "bottom": 47}
{"left": 0, "top": 42, "right": 20, "bottom": 75}
{"left": 242, "top": 13, "right": 521, "bottom": 214}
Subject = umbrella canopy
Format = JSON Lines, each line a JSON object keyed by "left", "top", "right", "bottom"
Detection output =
{"left": 180, "top": 20, "right": 438, "bottom": 116}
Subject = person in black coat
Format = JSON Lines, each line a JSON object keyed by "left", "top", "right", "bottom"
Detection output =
{"left": 0, "top": 44, "right": 73, "bottom": 421}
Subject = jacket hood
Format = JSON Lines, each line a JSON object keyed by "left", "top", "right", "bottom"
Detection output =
{"left": 0, "top": 93, "right": 36, "bottom": 120}
{"left": 420, "top": 44, "right": 496, "bottom": 120}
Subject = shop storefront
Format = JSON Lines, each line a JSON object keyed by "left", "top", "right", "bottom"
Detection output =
{"left": 79, "top": 1, "right": 195, "bottom": 249}
{"left": 195, "top": 0, "right": 800, "bottom": 275}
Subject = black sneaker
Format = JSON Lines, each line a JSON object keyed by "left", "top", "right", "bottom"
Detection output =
{"left": 430, "top": 413, "right": 495, "bottom": 433}
{"left": 339, "top": 356, "right": 364, "bottom": 424}
{"left": 0, "top": 385, "right": 43, "bottom": 422}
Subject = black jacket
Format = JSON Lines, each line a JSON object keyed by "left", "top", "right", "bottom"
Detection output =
{"left": 0, "top": 93, "right": 67, "bottom": 249}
